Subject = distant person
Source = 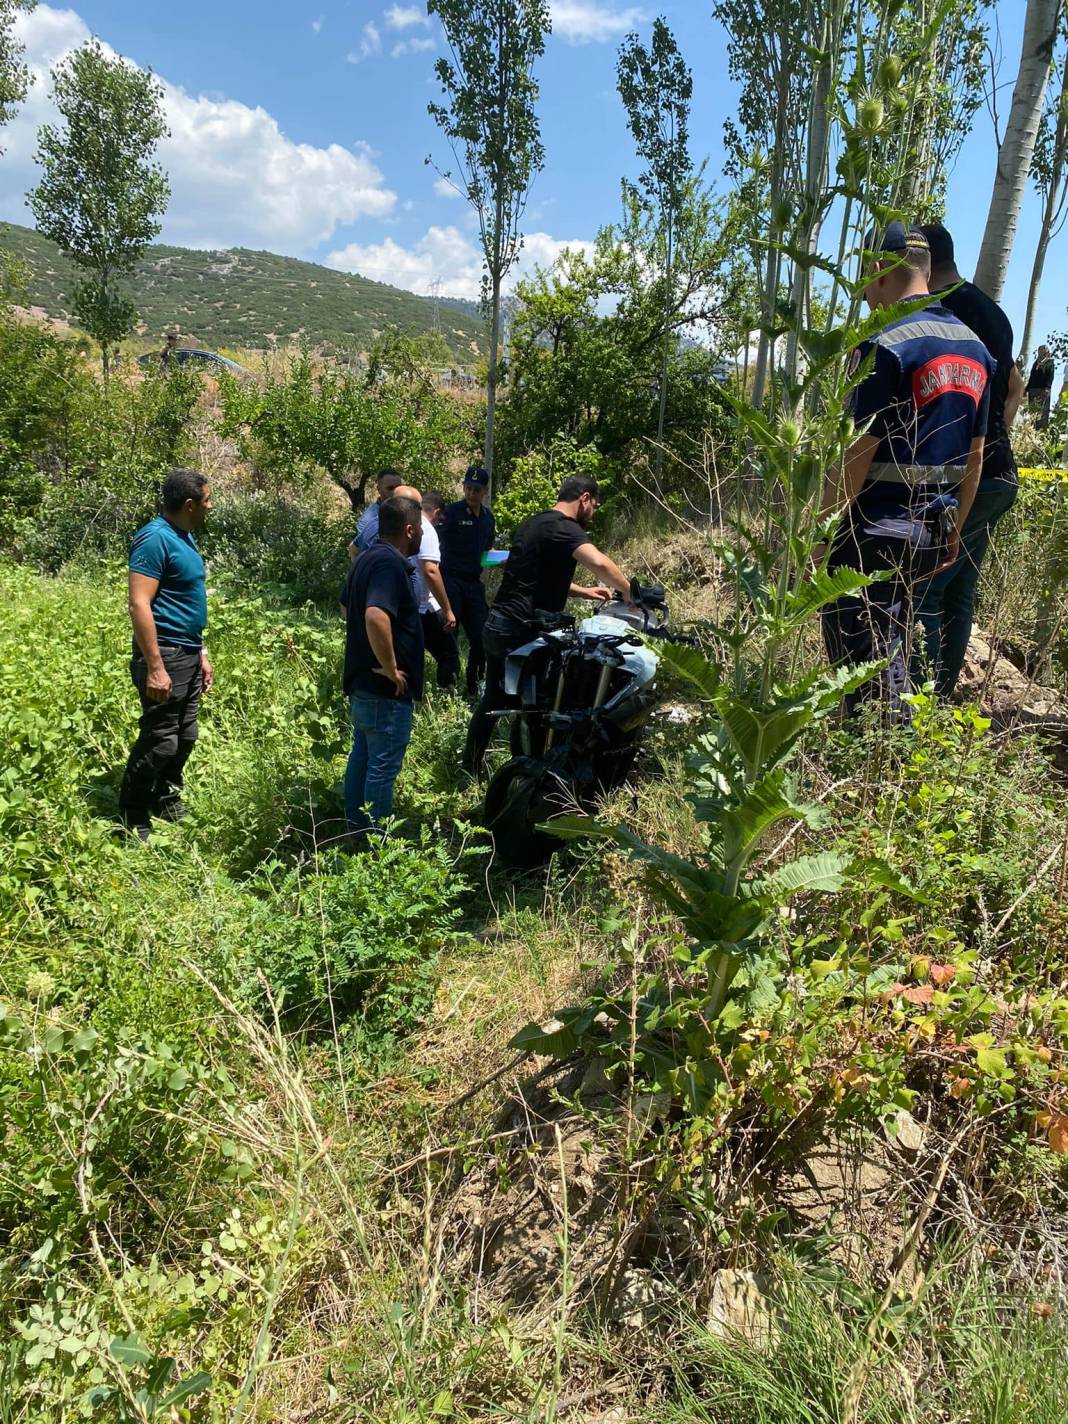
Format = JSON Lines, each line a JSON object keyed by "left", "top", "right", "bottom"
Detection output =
{"left": 159, "top": 328, "right": 179, "bottom": 368}
{"left": 462, "top": 475, "right": 633, "bottom": 773}
{"left": 912, "top": 222, "right": 1022, "bottom": 698}
{"left": 820, "top": 224, "right": 993, "bottom": 720}
{"left": 417, "top": 490, "right": 459, "bottom": 689}
{"left": 348, "top": 469, "right": 402, "bottom": 561}
{"left": 118, "top": 468, "right": 214, "bottom": 839}
{"left": 438, "top": 465, "right": 495, "bottom": 696}
{"left": 340, "top": 494, "right": 424, "bottom": 835}
{"left": 1026, "top": 345, "right": 1056, "bottom": 427}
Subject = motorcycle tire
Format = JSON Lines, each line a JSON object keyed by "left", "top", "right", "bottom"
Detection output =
{"left": 483, "top": 759, "right": 571, "bottom": 869}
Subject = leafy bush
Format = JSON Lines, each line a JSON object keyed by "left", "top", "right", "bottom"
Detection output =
{"left": 216, "top": 348, "right": 466, "bottom": 512}
{"left": 494, "top": 437, "right": 613, "bottom": 540}
{"left": 16, "top": 361, "right": 202, "bottom": 569}
{"left": 241, "top": 829, "right": 472, "bottom": 1040}
{"left": 202, "top": 487, "right": 352, "bottom": 605}
{"left": 0, "top": 316, "right": 89, "bottom": 547}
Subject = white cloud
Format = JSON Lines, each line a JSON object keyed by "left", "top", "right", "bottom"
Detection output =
{"left": 325, "top": 224, "right": 594, "bottom": 299}
{"left": 550, "top": 1, "right": 645, "bottom": 43}
{"left": 1, "top": 6, "right": 396, "bottom": 253}
{"left": 385, "top": 4, "right": 430, "bottom": 29}
{"left": 311, "top": 15, "right": 323, "bottom": 33}
{"left": 346, "top": 21, "right": 381, "bottom": 62}
{"left": 433, "top": 175, "right": 462, "bottom": 200}
{"left": 391, "top": 35, "right": 435, "bottom": 57}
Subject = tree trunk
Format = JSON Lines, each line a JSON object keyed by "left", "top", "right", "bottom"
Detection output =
{"left": 653, "top": 209, "right": 674, "bottom": 484}
{"left": 1020, "top": 76, "right": 1068, "bottom": 368}
{"left": 783, "top": 12, "right": 834, "bottom": 392}
{"left": 973, "top": 0, "right": 1060, "bottom": 300}
{"left": 102, "top": 343, "right": 110, "bottom": 384}
{"left": 1021, "top": 210, "right": 1054, "bottom": 371}
{"left": 752, "top": 76, "right": 789, "bottom": 412}
{"left": 484, "top": 266, "right": 503, "bottom": 502}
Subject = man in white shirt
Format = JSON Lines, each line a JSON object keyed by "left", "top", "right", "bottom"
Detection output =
{"left": 352, "top": 481, "right": 459, "bottom": 690}
{"left": 416, "top": 490, "right": 459, "bottom": 689}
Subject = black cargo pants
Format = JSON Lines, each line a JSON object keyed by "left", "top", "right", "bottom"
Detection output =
{"left": 119, "top": 644, "right": 203, "bottom": 826}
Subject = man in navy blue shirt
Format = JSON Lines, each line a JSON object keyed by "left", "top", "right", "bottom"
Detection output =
{"left": 119, "top": 468, "right": 214, "bottom": 837}
{"left": 913, "top": 223, "right": 1023, "bottom": 697}
{"left": 347, "top": 468, "right": 401, "bottom": 561}
{"left": 340, "top": 494, "right": 424, "bottom": 835}
{"left": 438, "top": 465, "right": 495, "bottom": 695}
{"left": 820, "top": 223, "right": 994, "bottom": 718}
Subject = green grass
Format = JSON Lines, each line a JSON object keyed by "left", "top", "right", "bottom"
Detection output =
{"left": 655, "top": 1265, "right": 1068, "bottom": 1424}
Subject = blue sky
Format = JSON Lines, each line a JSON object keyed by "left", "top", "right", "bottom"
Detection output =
{"left": 1, "top": 2, "right": 1063, "bottom": 350}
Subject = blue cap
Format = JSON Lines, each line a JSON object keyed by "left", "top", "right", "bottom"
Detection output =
{"left": 867, "top": 221, "right": 930, "bottom": 256}
{"left": 464, "top": 465, "right": 490, "bottom": 488}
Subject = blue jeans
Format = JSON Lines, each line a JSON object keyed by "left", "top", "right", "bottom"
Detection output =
{"left": 344, "top": 692, "right": 415, "bottom": 833}
{"left": 913, "top": 477, "right": 1018, "bottom": 697}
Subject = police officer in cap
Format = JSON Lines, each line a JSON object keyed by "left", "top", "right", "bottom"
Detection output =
{"left": 819, "top": 221, "right": 995, "bottom": 719}
{"left": 438, "top": 465, "right": 495, "bottom": 696}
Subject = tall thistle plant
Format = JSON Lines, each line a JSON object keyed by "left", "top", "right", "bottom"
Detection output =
{"left": 511, "top": 21, "right": 940, "bottom": 1113}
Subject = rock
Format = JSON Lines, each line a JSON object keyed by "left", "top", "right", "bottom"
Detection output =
{"left": 610, "top": 1267, "right": 677, "bottom": 1331}
{"left": 958, "top": 630, "right": 1068, "bottom": 731}
{"left": 707, "top": 1268, "right": 774, "bottom": 1347}
{"left": 778, "top": 1132, "right": 898, "bottom": 1274}
{"left": 630, "top": 1090, "right": 671, "bottom": 1131}
{"left": 883, "top": 1108, "right": 925, "bottom": 1156}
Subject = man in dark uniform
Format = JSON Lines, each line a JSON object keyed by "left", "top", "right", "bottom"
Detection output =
{"left": 462, "top": 474, "right": 634, "bottom": 772}
{"left": 438, "top": 465, "right": 495, "bottom": 696}
{"left": 913, "top": 222, "right": 1023, "bottom": 697}
{"left": 820, "top": 223, "right": 994, "bottom": 720}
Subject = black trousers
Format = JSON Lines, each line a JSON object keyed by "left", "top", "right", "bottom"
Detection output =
{"left": 822, "top": 528, "right": 944, "bottom": 721}
{"left": 421, "top": 609, "right": 460, "bottom": 689}
{"left": 119, "top": 645, "right": 202, "bottom": 822}
{"left": 462, "top": 613, "right": 531, "bottom": 771}
{"left": 444, "top": 574, "right": 489, "bottom": 694}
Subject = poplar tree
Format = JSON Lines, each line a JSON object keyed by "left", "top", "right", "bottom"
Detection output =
{"left": 1020, "top": 11, "right": 1068, "bottom": 366}
{"left": 29, "top": 39, "right": 169, "bottom": 380}
{"left": 974, "top": 0, "right": 1061, "bottom": 300}
{"left": 617, "top": 17, "right": 692, "bottom": 483}
{"left": 0, "top": 0, "right": 35, "bottom": 143}
{"left": 428, "top": 0, "right": 549, "bottom": 494}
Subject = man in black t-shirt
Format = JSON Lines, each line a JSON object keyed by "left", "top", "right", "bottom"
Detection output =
{"left": 462, "top": 474, "right": 634, "bottom": 773}
{"left": 340, "top": 495, "right": 424, "bottom": 834}
{"left": 913, "top": 223, "right": 1023, "bottom": 697}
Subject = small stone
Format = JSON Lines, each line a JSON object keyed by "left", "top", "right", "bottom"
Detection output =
{"left": 707, "top": 1269, "right": 773, "bottom": 1347}
{"left": 610, "top": 1268, "right": 675, "bottom": 1331}
{"left": 631, "top": 1091, "right": 671, "bottom": 1130}
{"left": 884, "top": 1108, "right": 925, "bottom": 1156}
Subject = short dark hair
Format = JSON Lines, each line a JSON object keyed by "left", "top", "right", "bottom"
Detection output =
{"left": 422, "top": 490, "right": 446, "bottom": 513}
{"left": 376, "top": 468, "right": 402, "bottom": 492}
{"left": 920, "top": 222, "right": 954, "bottom": 268}
{"left": 160, "top": 468, "right": 209, "bottom": 512}
{"left": 379, "top": 494, "right": 421, "bottom": 539}
{"left": 557, "top": 474, "right": 600, "bottom": 504}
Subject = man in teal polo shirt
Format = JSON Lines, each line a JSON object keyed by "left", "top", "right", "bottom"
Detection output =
{"left": 118, "top": 468, "right": 214, "bottom": 837}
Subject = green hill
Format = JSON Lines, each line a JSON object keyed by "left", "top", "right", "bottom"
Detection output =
{"left": 0, "top": 220, "right": 486, "bottom": 360}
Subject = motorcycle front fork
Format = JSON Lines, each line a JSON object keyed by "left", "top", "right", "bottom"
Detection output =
{"left": 539, "top": 659, "right": 613, "bottom": 753}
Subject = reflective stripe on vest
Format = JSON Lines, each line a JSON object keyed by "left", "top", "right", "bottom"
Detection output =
{"left": 864, "top": 461, "right": 965, "bottom": 487}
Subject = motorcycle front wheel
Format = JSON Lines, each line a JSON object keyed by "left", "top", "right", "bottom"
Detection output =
{"left": 483, "top": 760, "right": 572, "bottom": 868}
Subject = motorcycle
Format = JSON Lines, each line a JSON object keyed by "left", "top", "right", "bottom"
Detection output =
{"left": 482, "top": 578, "right": 693, "bottom": 867}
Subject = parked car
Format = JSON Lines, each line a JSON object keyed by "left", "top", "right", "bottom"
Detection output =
{"left": 137, "top": 348, "right": 251, "bottom": 376}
